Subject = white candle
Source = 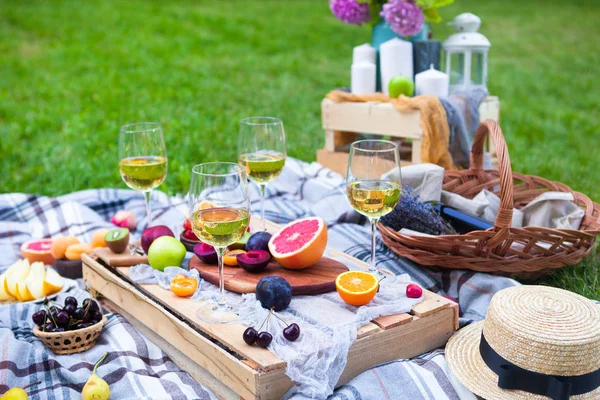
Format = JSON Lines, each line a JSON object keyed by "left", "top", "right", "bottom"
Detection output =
{"left": 415, "top": 65, "right": 449, "bottom": 97}
{"left": 353, "top": 43, "right": 376, "bottom": 64}
{"left": 380, "top": 38, "right": 413, "bottom": 95}
{"left": 351, "top": 62, "right": 376, "bottom": 94}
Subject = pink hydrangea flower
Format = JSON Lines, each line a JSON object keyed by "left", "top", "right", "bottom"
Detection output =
{"left": 330, "top": 0, "right": 371, "bottom": 26}
{"left": 381, "top": 0, "right": 425, "bottom": 37}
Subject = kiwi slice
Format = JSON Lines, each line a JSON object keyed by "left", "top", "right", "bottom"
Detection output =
{"left": 104, "top": 228, "right": 130, "bottom": 254}
{"left": 229, "top": 232, "right": 252, "bottom": 251}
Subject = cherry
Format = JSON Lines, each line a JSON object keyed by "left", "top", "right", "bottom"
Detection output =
{"left": 283, "top": 323, "right": 300, "bottom": 341}
{"left": 255, "top": 332, "right": 273, "bottom": 348}
{"left": 64, "top": 296, "right": 78, "bottom": 308}
{"left": 243, "top": 327, "right": 258, "bottom": 345}
{"left": 32, "top": 310, "right": 46, "bottom": 326}
{"left": 406, "top": 283, "right": 423, "bottom": 299}
{"left": 55, "top": 311, "right": 69, "bottom": 326}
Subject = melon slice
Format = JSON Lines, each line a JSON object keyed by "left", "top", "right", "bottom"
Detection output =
{"left": 21, "top": 239, "right": 54, "bottom": 266}
{"left": 16, "top": 281, "right": 35, "bottom": 302}
{"left": 25, "top": 262, "right": 47, "bottom": 300}
{"left": 6, "top": 259, "right": 31, "bottom": 298}
{"left": 42, "top": 268, "right": 64, "bottom": 296}
{"left": 268, "top": 217, "right": 328, "bottom": 269}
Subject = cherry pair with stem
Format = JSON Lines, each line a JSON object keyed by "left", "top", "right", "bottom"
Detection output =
{"left": 243, "top": 308, "right": 301, "bottom": 348}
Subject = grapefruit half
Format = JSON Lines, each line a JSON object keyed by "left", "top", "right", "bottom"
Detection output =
{"left": 268, "top": 217, "right": 327, "bottom": 270}
{"left": 21, "top": 239, "right": 54, "bottom": 266}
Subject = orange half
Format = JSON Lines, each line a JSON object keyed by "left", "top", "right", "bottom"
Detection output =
{"left": 336, "top": 271, "right": 378, "bottom": 306}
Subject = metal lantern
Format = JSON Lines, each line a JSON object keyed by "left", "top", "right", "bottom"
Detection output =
{"left": 443, "top": 13, "right": 490, "bottom": 93}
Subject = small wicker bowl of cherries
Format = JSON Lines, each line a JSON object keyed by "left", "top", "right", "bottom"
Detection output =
{"left": 32, "top": 296, "right": 106, "bottom": 355}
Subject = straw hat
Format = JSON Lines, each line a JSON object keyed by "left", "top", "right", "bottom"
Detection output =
{"left": 446, "top": 285, "right": 600, "bottom": 400}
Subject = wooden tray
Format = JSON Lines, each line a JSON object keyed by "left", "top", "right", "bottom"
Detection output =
{"left": 82, "top": 219, "right": 458, "bottom": 400}
{"left": 189, "top": 255, "right": 347, "bottom": 295}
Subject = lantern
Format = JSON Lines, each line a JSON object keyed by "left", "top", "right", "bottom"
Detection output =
{"left": 443, "top": 13, "right": 490, "bottom": 93}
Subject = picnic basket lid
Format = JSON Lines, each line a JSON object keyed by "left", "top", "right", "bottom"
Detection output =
{"left": 378, "top": 120, "right": 600, "bottom": 279}
{"left": 446, "top": 285, "right": 600, "bottom": 399}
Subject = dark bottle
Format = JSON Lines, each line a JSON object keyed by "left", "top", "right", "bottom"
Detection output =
{"left": 433, "top": 204, "right": 494, "bottom": 234}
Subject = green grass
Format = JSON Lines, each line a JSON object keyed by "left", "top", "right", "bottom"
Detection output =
{"left": 1, "top": 0, "right": 599, "bottom": 298}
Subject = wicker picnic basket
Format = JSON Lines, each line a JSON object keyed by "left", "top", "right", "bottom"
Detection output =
{"left": 379, "top": 120, "right": 600, "bottom": 279}
{"left": 33, "top": 315, "right": 107, "bottom": 355}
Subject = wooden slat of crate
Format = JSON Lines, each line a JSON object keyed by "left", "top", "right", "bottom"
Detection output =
{"left": 82, "top": 218, "right": 458, "bottom": 399}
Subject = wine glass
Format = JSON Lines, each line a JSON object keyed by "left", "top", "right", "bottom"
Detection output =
{"left": 238, "top": 117, "right": 286, "bottom": 231}
{"left": 119, "top": 122, "right": 168, "bottom": 229}
{"left": 189, "top": 162, "right": 250, "bottom": 324}
{"left": 346, "top": 140, "right": 402, "bottom": 280}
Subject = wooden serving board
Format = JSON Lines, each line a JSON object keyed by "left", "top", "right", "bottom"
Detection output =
{"left": 189, "top": 256, "right": 347, "bottom": 295}
{"left": 93, "top": 245, "right": 147, "bottom": 267}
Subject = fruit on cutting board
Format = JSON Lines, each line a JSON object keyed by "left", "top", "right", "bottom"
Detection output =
{"left": 255, "top": 276, "right": 292, "bottom": 311}
{"left": 50, "top": 236, "right": 80, "bottom": 259}
{"left": 141, "top": 225, "right": 174, "bottom": 254}
{"left": 82, "top": 352, "right": 110, "bottom": 400}
{"left": 230, "top": 232, "right": 251, "bottom": 251}
{"left": 223, "top": 249, "right": 245, "bottom": 266}
{"left": 0, "top": 260, "right": 63, "bottom": 302}
{"left": 194, "top": 242, "right": 217, "bottom": 264}
{"left": 406, "top": 283, "right": 423, "bottom": 299}
{"left": 237, "top": 250, "right": 271, "bottom": 273}
{"left": 245, "top": 232, "right": 272, "bottom": 253}
{"left": 91, "top": 229, "right": 110, "bottom": 248}
{"left": 336, "top": 271, "right": 378, "bottom": 306}
{"left": 148, "top": 236, "right": 186, "bottom": 271}
{"left": 20, "top": 239, "right": 54, "bottom": 266}
{"left": 268, "top": 217, "right": 327, "bottom": 269}
{"left": 65, "top": 243, "right": 93, "bottom": 261}
{"left": 170, "top": 276, "right": 199, "bottom": 297}
{"left": 104, "top": 228, "right": 129, "bottom": 254}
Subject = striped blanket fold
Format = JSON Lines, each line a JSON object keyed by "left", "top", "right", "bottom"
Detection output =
{"left": 0, "top": 158, "right": 519, "bottom": 399}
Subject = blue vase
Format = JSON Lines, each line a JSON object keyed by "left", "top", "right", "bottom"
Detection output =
{"left": 371, "top": 19, "right": 429, "bottom": 91}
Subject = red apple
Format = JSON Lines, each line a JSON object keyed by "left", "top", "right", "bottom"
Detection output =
{"left": 141, "top": 225, "right": 175, "bottom": 254}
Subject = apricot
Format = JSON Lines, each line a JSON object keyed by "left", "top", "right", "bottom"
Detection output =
{"left": 65, "top": 243, "right": 93, "bottom": 261}
{"left": 91, "top": 228, "right": 110, "bottom": 248}
{"left": 50, "top": 236, "right": 80, "bottom": 259}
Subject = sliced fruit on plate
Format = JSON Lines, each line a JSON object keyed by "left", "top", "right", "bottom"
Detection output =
{"left": 6, "top": 259, "right": 31, "bottom": 297}
{"left": 268, "top": 217, "right": 327, "bottom": 270}
{"left": 223, "top": 249, "right": 246, "bottom": 266}
{"left": 335, "top": 271, "right": 378, "bottom": 307}
{"left": 21, "top": 239, "right": 54, "bottom": 266}
{"left": 42, "top": 267, "right": 64, "bottom": 296}
{"left": 0, "top": 263, "right": 19, "bottom": 301}
{"left": 16, "top": 280, "right": 35, "bottom": 302}
{"left": 25, "top": 262, "right": 47, "bottom": 299}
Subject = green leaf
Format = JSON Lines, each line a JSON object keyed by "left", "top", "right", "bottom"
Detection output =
{"left": 432, "top": 0, "right": 454, "bottom": 8}
{"left": 367, "top": 2, "right": 382, "bottom": 27}
{"left": 416, "top": 0, "right": 435, "bottom": 8}
{"left": 423, "top": 7, "right": 442, "bottom": 23}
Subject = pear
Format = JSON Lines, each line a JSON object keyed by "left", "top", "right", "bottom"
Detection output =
{"left": 0, "top": 382, "right": 41, "bottom": 400}
{"left": 82, "top": 352, "right": 110, "bottom": 400}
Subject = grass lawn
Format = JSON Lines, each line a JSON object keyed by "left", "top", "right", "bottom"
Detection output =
{"left": 1, "top": 0, "right": 599, "bottom": 298}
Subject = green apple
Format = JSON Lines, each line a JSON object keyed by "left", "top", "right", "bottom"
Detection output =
{"left": 148, "top": 236, "right": 186, "bottom": 271}
{"left": 388, "top": 75, "right": 414, "bottom": 98}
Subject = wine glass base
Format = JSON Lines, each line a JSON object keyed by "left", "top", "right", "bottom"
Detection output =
{"left": 370, "top": 268, "right": 396, "bottom": 284}
{"left": 196, "top": 301, "right": 240, "bottom": 324}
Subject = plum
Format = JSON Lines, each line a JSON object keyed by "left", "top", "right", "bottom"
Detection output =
{"left": 141, "top": 225, "right": 175, "bottom": 254}
{"left": 255, "top": 276, "right": 292, "bottom": 311}
{"left": 246, "top": 232, "right": 272, "bottom": 254}
{"left": 238, "top": 250, "right": 271, "bottom": 273}
{"left": 194, "top": 242, "right": 218, "bottom": 265}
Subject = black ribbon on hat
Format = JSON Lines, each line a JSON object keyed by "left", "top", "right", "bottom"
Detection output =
{"left": 479, "top": 333, "right": 600, "bottom": 400}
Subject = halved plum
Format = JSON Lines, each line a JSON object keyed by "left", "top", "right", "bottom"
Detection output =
{"left": 194, "top": 242, "right": 217, "bottom": 265}
{"left": 237, "top": 250, "right": 271, "bottom": 273}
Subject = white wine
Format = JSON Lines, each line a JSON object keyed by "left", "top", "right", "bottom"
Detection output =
{"left": 347, "top": 180, "right": 401, "bottom": 219}
{"left": 191, "top": 207, "right": 250, "bottom": 247}
{"left": 238, "top": 152, "right": 285, "bottom": 184}
{"left": 119, "top": 156, "right": 167, "bottom": 191}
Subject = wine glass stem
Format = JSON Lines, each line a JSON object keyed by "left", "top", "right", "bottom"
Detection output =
{"left": 144, "top": 190, "right": 152, "bottom": 229}
{"left": 259, "top": 183, "right": 267, "bottom": 231}
{"left": 369, "top": 218, "right": 377, "bottom": 273}
{"left": 216, "top": 246, "right": 227, "bottom": 307}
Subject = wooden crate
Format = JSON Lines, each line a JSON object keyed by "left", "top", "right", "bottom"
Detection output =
{"left": 82, "top": 221, "right": 458, "bottom": 400}
{"left": 317, "top": 96, "right": 500, "bottom": 176}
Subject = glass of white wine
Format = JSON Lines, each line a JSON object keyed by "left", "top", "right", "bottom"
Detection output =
{"left": 346, "top": 140, "right": 402, "bottom": 280}
{"left": 238, "top": 117, "right": 286, "bottom": 231}
{"left": 189, "top": 162, "right": 250, "bottom": 324}
{"left": 119, "top": 122, "right": 168, "bottom": 229}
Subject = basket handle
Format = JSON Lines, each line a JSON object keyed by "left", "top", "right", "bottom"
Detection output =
{"left": 470, "top": 120, "right": 514, "bottom": 249}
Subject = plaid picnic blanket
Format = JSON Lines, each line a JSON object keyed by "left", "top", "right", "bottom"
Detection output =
{"left": 0, "top": 158, "right": 519, "bottom": 399}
